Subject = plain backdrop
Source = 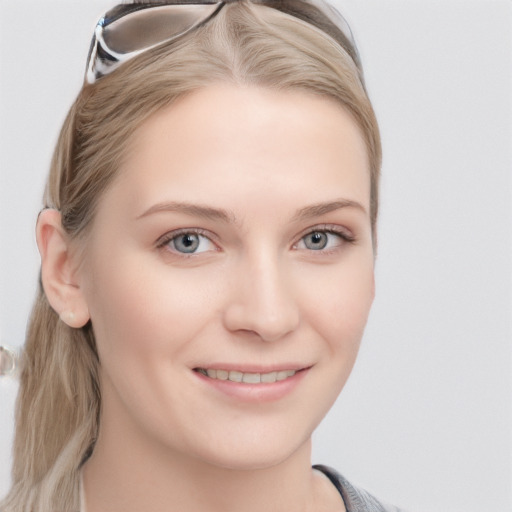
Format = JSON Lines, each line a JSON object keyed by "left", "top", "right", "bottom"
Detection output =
{"left": 1, "top": 1, "right": 511, "bottom": 511}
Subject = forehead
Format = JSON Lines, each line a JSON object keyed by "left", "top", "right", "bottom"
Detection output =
{"left": 105, "top": 84, "right": 371, "bottom": 218}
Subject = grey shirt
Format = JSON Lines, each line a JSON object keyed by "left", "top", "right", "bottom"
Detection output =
{"left": 313, "top": 465, "right": 406, "bottom": 512}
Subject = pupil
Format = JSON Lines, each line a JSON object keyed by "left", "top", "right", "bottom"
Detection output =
{"left": 312, "top": 233, "right": 323, "bottom": 244}
{"left": 183, "top": 235, "right": 195, "bottom": 247}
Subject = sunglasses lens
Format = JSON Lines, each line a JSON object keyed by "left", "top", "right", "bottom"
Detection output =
{"left": 87, "top": 3, "right": 222, "bottom": 82}
{"left": 102, "top": 4, "right": 223, "bottom": 55}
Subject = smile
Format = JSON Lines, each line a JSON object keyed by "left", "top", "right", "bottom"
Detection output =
{"left": 195, "top": 368, "right": 297, "bottom": 384}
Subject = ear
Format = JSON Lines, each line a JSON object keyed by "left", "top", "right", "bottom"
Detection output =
{"left": 36, "top": 209, "right": 90, "bottom": 328}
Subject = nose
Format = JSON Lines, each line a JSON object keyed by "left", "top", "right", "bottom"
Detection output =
{"left": 222, "top": 252, "right": 300, "bottom": 342}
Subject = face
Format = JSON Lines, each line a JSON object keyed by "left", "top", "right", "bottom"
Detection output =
{"left": 79, "top": 84, "right": 375, "bottom": 470}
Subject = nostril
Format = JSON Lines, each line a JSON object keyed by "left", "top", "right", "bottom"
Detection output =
{"left": 224, "top": 297, "right": 300, "bottom": 341}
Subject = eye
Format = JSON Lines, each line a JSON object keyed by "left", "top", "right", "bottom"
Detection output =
{"left": 158, "top": 230, "right": 216, "bottom": 254}
{"left": 295, "top": 228, "right": 354, "bottom": 251}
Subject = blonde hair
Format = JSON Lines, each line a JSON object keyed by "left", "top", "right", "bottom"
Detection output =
{"left": 2, "top": 3, "right": 381, "bottom": 511}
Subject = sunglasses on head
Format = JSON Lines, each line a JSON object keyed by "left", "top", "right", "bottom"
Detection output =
{"left": 86, "top": 0, "right": 361, "bottom": 84}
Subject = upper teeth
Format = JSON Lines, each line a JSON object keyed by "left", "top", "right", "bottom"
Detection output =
{"left": 197, "top": 368, "right": 297, "bottom": 384}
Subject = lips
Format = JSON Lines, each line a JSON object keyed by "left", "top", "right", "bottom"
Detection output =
{"left": 193, "top": 365, "right": 310, "bottom": 401}
{"left": 195, "top": 368, "right": 297, "bottom": 384}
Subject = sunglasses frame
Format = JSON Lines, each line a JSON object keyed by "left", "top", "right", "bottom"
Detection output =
{"left": 86, "top": 0, "right": 361, "bottom": 84}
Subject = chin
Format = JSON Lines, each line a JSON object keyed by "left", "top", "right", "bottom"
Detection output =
{"left": 187, "top": 430, "right": 312, "bottom": 472}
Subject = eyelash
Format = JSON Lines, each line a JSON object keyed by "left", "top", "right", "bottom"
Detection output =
{"left": 155, "top": 225, "right": 356, "bottom": 255}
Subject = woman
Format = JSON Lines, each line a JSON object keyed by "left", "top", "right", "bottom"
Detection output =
{"left": 1, "top": 1, "right": 402, "bottom": 511}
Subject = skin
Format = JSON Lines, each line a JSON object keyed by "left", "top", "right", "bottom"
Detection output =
{"left": 38, "top": 84, "right": 374, "bottom": 512}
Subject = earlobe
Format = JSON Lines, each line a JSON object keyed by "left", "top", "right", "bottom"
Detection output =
{"left": 36, "top": 209, "right": 90, "bottom": 328}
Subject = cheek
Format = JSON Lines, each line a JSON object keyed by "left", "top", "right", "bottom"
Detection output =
{"left": 83, "top": 251, "right": 209, "bottom": 367}
{"left": 288, "top": 260, "right": 374, "bottom": 437}
{"left": 303, "top": 258, "right": 375, "bottom": 350}
{"left": 82, "top": 257, "right": 221, "bottom": 434}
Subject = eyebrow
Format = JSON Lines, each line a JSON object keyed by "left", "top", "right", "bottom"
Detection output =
{"left": 291, "top": 199, "right": 367, "bottom": 222}
{"left": 137, "top": 198, "right": 366, "bottom": 224}
{"left": 136, "top": 201, "right": 236, "bottom": 223}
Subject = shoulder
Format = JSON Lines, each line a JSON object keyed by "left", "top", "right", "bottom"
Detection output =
{"left": 313, "top": 465, "right": 407, "bottom": 512}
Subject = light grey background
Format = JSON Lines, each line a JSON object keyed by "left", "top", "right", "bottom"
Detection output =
{"left": 1, "top": 1, "right": 511, "bottom": 511}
